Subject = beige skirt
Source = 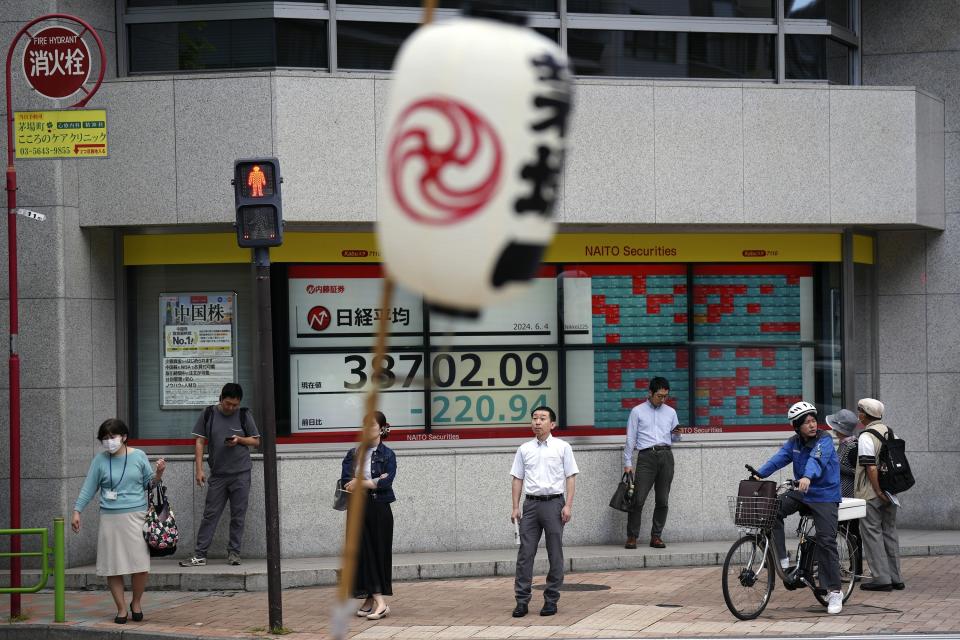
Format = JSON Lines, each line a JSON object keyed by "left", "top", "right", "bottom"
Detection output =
{"left": 96, "top": 510, "right": 150, "bottom": 577}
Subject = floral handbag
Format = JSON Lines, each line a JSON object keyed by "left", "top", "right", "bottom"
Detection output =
{"left": 142, "top": 482, "right": 179, "bottom": 557}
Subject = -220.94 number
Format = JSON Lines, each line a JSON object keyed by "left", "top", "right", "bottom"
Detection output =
{"left": 433, "top": 393, "right": 548, "bottom": 424}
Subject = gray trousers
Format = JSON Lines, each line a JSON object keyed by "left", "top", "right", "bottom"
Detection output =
{"left": 861, "top": 497, "right": 902, "bottom": 585}
{"left": 626, "top": 448, "right": 674, "bottom": 539}
{"left": 514, "top": 497, "right": 565, "bottom": 605}
{"left": 773, "top": 491, "right": 841, "bottom": 592}
{"left": 195, "top": 471, "right": 251, "bottom": 557}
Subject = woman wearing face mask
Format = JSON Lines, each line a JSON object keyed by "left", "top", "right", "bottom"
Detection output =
{"left": 341, "top": 411, "right": 397, "bottom": 620}
{"left": 72, "top": 419, "right": 166, "bottom": 624}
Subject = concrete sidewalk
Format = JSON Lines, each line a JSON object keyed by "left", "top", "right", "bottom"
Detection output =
{"left": 59, "top": 528, "right": 960, "bottom": 591}
{"left": 6, "top": 550, "right": 960, "bottom": 640}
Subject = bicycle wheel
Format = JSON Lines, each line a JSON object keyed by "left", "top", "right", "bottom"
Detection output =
{"left": 722, "top": 535, "right": 775, "bottom": 620}
{"left": 813, "top": 528, "right": 859, "bottom": 605}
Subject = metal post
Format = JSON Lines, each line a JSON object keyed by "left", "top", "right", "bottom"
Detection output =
{"left": 53, "top": 517, "right": 65, "bottom": 623}
{"left": 254, "top": 247, "right": 283, "bottom": 631}
{"left": 5, "top": 30, "right": 22, "bottom": 620}
{"left": 841, "top": 230, "right": 856, "bottom": 408}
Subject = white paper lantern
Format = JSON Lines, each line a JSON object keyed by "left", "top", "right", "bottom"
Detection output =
{"left": 378, "top": 10, "right": 573, "bottom": 316}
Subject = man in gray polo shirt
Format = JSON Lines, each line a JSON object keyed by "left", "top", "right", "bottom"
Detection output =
{"left": 180, "top": 383, "right": 260, "bottom": 567}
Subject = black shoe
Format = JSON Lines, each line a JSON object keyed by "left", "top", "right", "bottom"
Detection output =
{"left": 512, "top": 602, "right": 528, "bottom": 618}
{"left": 892, "top": 582, "right": 905, "bottom": 590}
{"left": 540, "top": 602, "right": 558, "bottom": 616}
{"left": 860, "top": 582, "right": 893, "bottom": 592}
{"left": 130, "top": 605, "right": 144, "bottom": 622}
{"left": 114, "top": 615, "right": 127, "bottom": 624}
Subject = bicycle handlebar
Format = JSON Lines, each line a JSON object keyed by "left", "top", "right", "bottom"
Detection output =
{"left": 745, "top": 464, "right": 798, "bottom": 490}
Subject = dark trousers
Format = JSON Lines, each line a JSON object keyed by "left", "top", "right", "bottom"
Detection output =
{"left": 626, "top": 448, "right": 674, "bottom": 539}
{"left": 194, "top": 471, "right": 251, "bottom": 557}
{"left": 773, "top": 490, "right": 840, "bottom": 592}
{"left": 355, "top": 500, "right": 394, "bottom": 597}
{"left": 514, "top": 497, "right": 565, "bottom": 605}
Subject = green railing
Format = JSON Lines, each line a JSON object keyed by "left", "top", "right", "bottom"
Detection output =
{"left": 0, "top": 518, "right": 65, "bottom": 622}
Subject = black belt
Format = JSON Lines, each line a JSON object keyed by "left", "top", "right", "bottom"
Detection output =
{"left": 525, "top": 494, "right": 562, "bottom": 501}
{"left": 638, "top": 445, "right": 671, "bottom": 452}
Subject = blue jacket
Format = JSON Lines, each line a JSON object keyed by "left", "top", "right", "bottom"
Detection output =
{"left": 756, "top": 431, "right": 841, "bottom": 503}
{"left": 341, "top": 443, "right": 397, "bottom": 503}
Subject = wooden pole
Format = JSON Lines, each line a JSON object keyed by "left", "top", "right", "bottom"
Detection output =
{"left": 332, "top": 4, "right": 436, "bottom": 636}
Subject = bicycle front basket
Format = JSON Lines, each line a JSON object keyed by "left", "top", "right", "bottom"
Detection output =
{"left": 729, "top": 495, "right": 780, "bottom": 529}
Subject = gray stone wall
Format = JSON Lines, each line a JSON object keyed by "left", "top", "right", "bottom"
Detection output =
{"left": 145, "top": 442, "right": 794, "bottom": 559}
{"left": 74, "top": 74, "right": 941, "bottom": 229}
{"left": 0, "top": 0, "right": 119, "bottom": 566}
{"left": 863, "top": 0, "right": 960, "bottom": 528}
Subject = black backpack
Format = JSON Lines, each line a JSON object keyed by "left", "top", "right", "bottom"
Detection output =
{"left": 203, "top": 405, "right": 250, "bottom": 434}
{"left": 863, "top": 427, "right": 915, "bottom": 494}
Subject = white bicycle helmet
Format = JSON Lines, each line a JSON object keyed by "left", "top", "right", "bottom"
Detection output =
{"left": 787, "top": 401, "right": 817, "bottom": 427}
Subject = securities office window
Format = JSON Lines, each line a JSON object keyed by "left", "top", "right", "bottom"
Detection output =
{"left": 689, "top": 264, "right": 815, "bottom": 439}
{"left": 128, "top": 264, "right": 256, "bottom": 441}
{"left": 286, "top": 264, "right": 561, "bottom": 442}
{"left": 565, "top": 347, "right": 688, "bottom": 431}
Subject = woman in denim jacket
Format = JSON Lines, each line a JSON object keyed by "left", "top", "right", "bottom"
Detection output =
{"left": 341, "top": 411, "right": 397, "bottom": 620}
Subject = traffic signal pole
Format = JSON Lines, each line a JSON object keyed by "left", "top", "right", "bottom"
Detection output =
{"left": 255, "top": 246, "right": 283, "bottom": 632}
{"left": 232, "top": 158, "right": 284, "bottom": 632}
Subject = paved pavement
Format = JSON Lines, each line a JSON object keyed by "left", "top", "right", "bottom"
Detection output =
{"left": 6, "top": 549, "right": 960, "bottom": 639}
{"left": 59, "top": 529, "right": 960, "bottom": 591}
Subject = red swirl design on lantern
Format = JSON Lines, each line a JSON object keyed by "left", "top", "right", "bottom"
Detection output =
{"left": 388, "top": 97, "right": 503, "bottom": 225}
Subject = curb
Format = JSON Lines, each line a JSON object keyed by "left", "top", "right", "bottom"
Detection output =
{"left": 29, "top": 541, "right": 960, "bottom": 592}
{"left": 0, "top": 626, "right": 217, "bottom": 640}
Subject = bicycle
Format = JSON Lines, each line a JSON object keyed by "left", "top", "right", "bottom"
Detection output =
{"left": 721, "top": 464, "right": 862, "bottom": 620}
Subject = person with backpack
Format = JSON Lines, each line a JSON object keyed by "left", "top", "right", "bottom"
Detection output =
{"left": 855, "top": 398, "right": 905, "bottom": 591}
{"left": 180, "top": 383, "right": 260, "bottom": 567}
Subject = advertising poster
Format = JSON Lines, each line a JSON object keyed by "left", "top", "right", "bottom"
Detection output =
{"left": 159, "top": 292, "right": 237, "bottom": 408}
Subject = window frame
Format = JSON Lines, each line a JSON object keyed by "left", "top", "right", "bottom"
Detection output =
{"left": 119, "top": 0, "right": 860, "bottom": 81}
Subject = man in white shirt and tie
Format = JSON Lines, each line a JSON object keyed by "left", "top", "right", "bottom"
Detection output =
{"left": 510, "top": 406, "right": 579, "bottom": 618}
{"left": 623, "top": 376, "right": 679, "bottom": 550}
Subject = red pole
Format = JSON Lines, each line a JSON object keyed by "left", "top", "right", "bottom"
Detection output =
{"left": 5, "top": 21, "right": 22, "bottom": 619}
{"left": 4, "top": 13, "right": 103, "bottom": 618}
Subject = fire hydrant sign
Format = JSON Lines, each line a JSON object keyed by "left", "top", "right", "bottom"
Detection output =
{"left": 159, "top": 292, "right": 238, "bottom": 409}
{"left": 14, "top": 109, "right": 107, "bottom": 158}
{"left": 23, "top": 26, "right": 90, "bottom": 99}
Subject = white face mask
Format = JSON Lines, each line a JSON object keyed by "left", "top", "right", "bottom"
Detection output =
{"left": 101, "top": 436, "right": 123, "bottom": 454}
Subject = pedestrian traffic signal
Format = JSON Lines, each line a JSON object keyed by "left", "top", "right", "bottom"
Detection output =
{"left": 234, "top": 158, "right": 283, "bottom": 248}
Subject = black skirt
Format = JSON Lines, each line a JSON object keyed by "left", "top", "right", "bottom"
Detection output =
{"left": 354, "top": 500, "right": 394, "bottom": 597}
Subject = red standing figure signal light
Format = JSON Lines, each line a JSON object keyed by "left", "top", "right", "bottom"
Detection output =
{"left": 233, "top": 158, "right": 283, "bottom": 248}
{"left": 247, "top": 164, "right": 269, "bottom": 197}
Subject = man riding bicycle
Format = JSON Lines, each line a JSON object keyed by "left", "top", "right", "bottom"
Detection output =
{"left": 753, "top": 401, "right": 844, "bottom": 615}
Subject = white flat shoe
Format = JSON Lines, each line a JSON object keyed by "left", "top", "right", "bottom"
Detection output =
{"left": 367, "top": 606, "right": 390, "bottom": 620}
